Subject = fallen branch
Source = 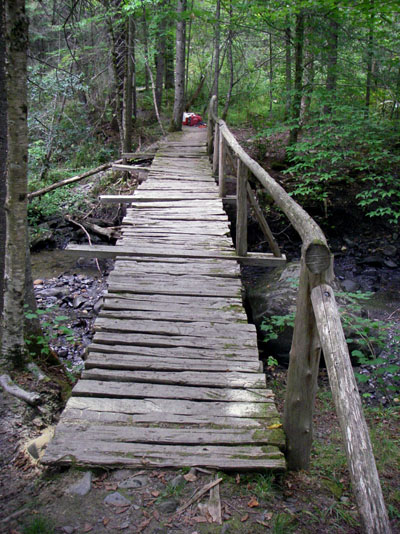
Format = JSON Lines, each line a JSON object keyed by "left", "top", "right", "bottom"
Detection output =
{"left": 28, "top": 160, "right": 122, "bottom": 200}
{"left": 65, "top": 217, "right": 102, "bottom": 274}
{"left": 64, "top": 215, "right": 120, "bottom": 241}
{"left": 0, "top": 374, "right": 41, "bottom": 406}
{"left": 176, "top": 477, "right": 223, "bottom": 515}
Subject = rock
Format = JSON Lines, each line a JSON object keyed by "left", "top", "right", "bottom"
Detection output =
{"left": 93, "top": 297, "right": 103, "bottom": 314}
{"left": 384, "top": 259, "right": 397, "bottom": 269}
{"left": 38, "top": 287, "right": 70, "bottom": 298}
{"left": 170, "top": 474, "right": 185, "bottom": 489}
{"left": 111, "top": 469, "right": 133, "bottom": 481}
{"left": 104, "top": 492, "right": 131, "bottom": 507}
{"left": 73, "top": 295, "right": 87, "bottom": 308}
{"left": 157, "top": 498, "right": 179, "bottom": 514}
{"left": 340, "top": 279, "right": 360, "bottom": 292}
{"left": 358, "top": 255, "right": 384, "bottom": 266}
{"left": 383, "top": 245, "right": 397, "bottom": 257}
{"left": 118, "top": 476, "right": 148, "bottom": 489}
{"left": 62, "top": 527, "right": 75, "bottom": 533}
{"left": 25, "top": 427, "right": 54, "bottom": 460}
{"left": 67, "top": 471, "right": 92, "bottom": 496}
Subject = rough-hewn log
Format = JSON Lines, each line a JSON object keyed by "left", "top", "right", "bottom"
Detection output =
{"left": 213, "top": 123, "right": 219, "bottom": 176}
{"left": 218, "top": 132, "right": 226, "bottom": 198}
{"left": 236, "top": 159, "right": 247, "bottom": 256}
{"left": 246, "top": 183, "right": 281, "bottom": 258}
{"left": 311, "top": 284, "right": 391, "bottom": 534}
{"left": 28, "top": 161, "right": 122, "bottom": 200}
{"left": 208, "top": 96, "right": 329, "bottom": 274}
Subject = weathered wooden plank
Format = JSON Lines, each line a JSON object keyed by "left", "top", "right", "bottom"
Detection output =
{"left": 60, "top": 407, "right": 278, "bottom": 428}
{"left": 107, "top": 281, "right": 242, "bottom": 299}
{"left": 42, "top": 443, "right": 285, "bottom": 470}
{"left": 94, "top": 317, "right": 255, "bottom": 339}
{"left": 86, "top": 353, "right": 261, "bottom": 373}
{"left": 72, "top": 380, "right": 270, "bottom": 402}
{"left": 81, "top": 368, "right": 266, "bottom": 388}
{"left": 50, "top": 421, "right": 284, "bottom": 447}
{"left": 65, "top": 244, "right": 286, "bottom": 266}
{"left": 88, "top": 340, "right": 258, "bottom": 362}
{"left": 111, "top": 261, "right": 240, "bottom": 278}
{"left": 98, "top": 309, "right": 246, "bottom": 325}
{"left": 67, "top": 396, "right": 278, "bottom": 419}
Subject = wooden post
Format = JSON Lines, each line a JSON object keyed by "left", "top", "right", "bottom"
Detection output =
{"left": 218, "top": 132, "right": 226, "bottom": 198}
{"left": 213, "top": 123, "right": 219, "bottom": 176}
{"left": 283, "top": 256, "right": 326, "bottom": 470}
{"left": 236, "top": 159, "right": 247, "bottom": 256}
{"left": 311, "top": 285, "right": 392, "bottom": 534}
{"left": 246, "top": 183, "right": 281, "bottom": 258}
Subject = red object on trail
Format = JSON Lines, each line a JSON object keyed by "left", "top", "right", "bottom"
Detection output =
{"left": 182, "top": 112, "right": 204, "bottom": 126}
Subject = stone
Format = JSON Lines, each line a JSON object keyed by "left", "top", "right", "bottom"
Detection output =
{"left": 118, "top": 476, "right": 148, "bottom": 489}
{"left": 67, "top": 471, "right": 92, "bottom": 496}
{"left": 341, "top": 279, "right": 360, "bottom": 292}
{"left": 111, "top": 469, "right": 134, "bottom": 481}
{"left": 170, "top": 474, "right": 185, "bottom": 489}
{"left": 384, "top": 259, "right": 397, "bottom": 269}
{"left": 158, "top": 498, "right": 179, "bottom": 514}
{"left": 62, "top": 527, "right": 75, "bottom": 534}
{"left": 104, "top": 492, "right": 131, "bottom": 507}
{"left": 383, "top": 245, "right": 397, "bottom": 257}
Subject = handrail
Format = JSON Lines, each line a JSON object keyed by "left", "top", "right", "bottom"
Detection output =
{"left": 207, "top": 96, "right": 391, "bottom": 534}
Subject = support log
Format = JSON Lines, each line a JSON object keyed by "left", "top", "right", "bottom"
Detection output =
{"left": 218, "top": 132, "right": 226, "bottom": 198}
{"left": 236, "top": 159, "right": 247, "bottom": 256}
{"left": 311, "top": 284, "right": 391, "bottom": 534}
{"left": 283, "top": 257, "right": 325, "bottom": 470}
{"left": 246, "top": 184, "right": 281, "bottom": 258}
{"left": 213, "top": 123, "right": 219, "bottom": 176}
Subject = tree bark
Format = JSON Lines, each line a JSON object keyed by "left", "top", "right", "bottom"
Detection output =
{"left": 2, "top": 0, "right": 29, "bottom": 367}
{"left": 324, "top": 16, "right": 339, "bottom": 114}
{"left": 212, "top": 0, "right": 221, "bottom": 107}
{"left": 122, "top": 15, "right": 134, "bottom": 154}
{"left": 284, "top": 18, "right": 292, "bottom": 121}
{"left": 155, "top": 2, "right": 166, "bottom": 112}
{"left": 221, "top": 1, "right": 234, "bottom": 121}
{"left": 288, "top": 10, "right": 304, "bottom": 145}
{"left": 365, "top": 22, "right": 374, "bottom": 115}
{"left": 170, "top": 0, "right": 186, "bottom": 131}
{"left": 0, "top": 0, "right": 7, "bottom": 332}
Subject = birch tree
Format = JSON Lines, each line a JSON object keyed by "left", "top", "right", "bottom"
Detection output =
{"left": 2, "top": 0, "right": 29, "bottom": 367}
{"left": 170, "top": 0, "right": 186, "bottom": 131}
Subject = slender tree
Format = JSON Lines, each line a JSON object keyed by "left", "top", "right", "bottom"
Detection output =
{"left": 170, "top": 0, "right": 186, "bottom": 131}
{"left": 289, "top": 8, "right": 305, "bottom": 145}
{"left": 0, "top": 0, "right": 6, "bottom": 335}
{"left": 2, "top": 0, "right": 29, "bottom": 367}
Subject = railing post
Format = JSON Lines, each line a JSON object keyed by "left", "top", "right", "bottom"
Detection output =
{"left": 213, "top": 123, "right": 219, "bottom": 176}
{"left": 236, "top": 158, "right": 247, "bottom": 256}
{"left": 283, "top": 252, "right": 333, "bottom": 470}
{"left": 218, "top": 131, "right": 226, "bottom": 198}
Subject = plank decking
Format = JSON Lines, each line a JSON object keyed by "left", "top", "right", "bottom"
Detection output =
{"left": 42, "top": 128, "right": 286, "bottom": 471}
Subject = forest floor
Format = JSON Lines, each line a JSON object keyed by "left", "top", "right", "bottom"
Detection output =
{"left": 1, "top": 130, "right": 400, "bottom": 533}
{"left": 0, "top": 363, "right": 399, "bottom": 534}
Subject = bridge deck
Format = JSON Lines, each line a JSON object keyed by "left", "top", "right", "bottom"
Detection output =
{"left": 43, "top": 128, "right": 286, "bottom": 471}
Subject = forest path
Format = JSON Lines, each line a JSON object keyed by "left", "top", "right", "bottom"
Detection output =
{"left": 42, "top": 127, "right": 285, "bottom": 471}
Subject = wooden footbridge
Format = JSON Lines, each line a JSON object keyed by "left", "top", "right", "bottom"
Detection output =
{"left": 42, "top": 127, "right": 287, "bottom": 470}
{"left": 42, "top": 102, "right": 392, "bottom": 533}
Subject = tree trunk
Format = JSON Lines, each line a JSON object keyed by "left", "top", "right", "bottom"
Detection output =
{"left": 122, "top": 15, "right": 134, "bottom": 154}
{"left": 170, "top": 0, "right": 186, "bottom": 131}
{"left": 300, "top": 41, "right": 314, "bottom": 122}
{"left": 107, "top": 14, "right": 124, "bottom": 153}
{"left": 155, "top": 4, "right": 166, "bottom": 113}
{"left": 165, "top": 30, "right": 175, "bottom": 91}
{"left": 212, "top": 0, "right": 221, "bottom": 107}
{"left": 365, "top": 23, "right": 374, "bottom": 115}
{"left": 221, "top": 0, "right": 234, "bottom": 121}
{"left": 324, "top": 16, "right": 339, "bottom": 114}
{"left": 269, "top": 32, "right": 273, "bottom": 114}
{"left": 2, "top": 0, "right": 29, "bottom": 367}
{"left": 284, "top": 18, "right": 292, "bottom": 121}
{"left": 288, "top": 10, "right": 304, "bottom": 145}
{"left": 0, "top": 0, "right": 6, "bottom": 332}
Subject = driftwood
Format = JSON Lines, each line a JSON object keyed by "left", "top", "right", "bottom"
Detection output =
{"left": 0, "top": 374, "right": 41, "bottom": 406}
{"left": 28, "top": 160, "right": 122, "bottom": 200}
{"left": 65, "top": 215, "right": 120, "bottom": 241}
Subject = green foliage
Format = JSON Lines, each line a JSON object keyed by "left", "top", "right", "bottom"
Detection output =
{"left": 281, "top": 98, "right": 400, "bottom": 223}
{"left": 28, "top": 186, "right": 86, "bottom": 227}
{"left": 260, "top": 313, "right": 295, "bottom": 343}
{"left": 271, "top": 512, "right": 296, "bottom": 534}
{"left": 22, "top": 515, "right": 54, "bottom": 534}
{"left": 24, "top": 306, "right": 76, "bottom": 361}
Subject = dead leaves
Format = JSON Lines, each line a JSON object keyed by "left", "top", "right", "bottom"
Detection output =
{"left": 247, "top": 496, "right": 259, "bottom": 508}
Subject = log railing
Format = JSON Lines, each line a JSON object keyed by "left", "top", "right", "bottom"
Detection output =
{"left": 208, "top": 96, "right": 391, "bottom": 534}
